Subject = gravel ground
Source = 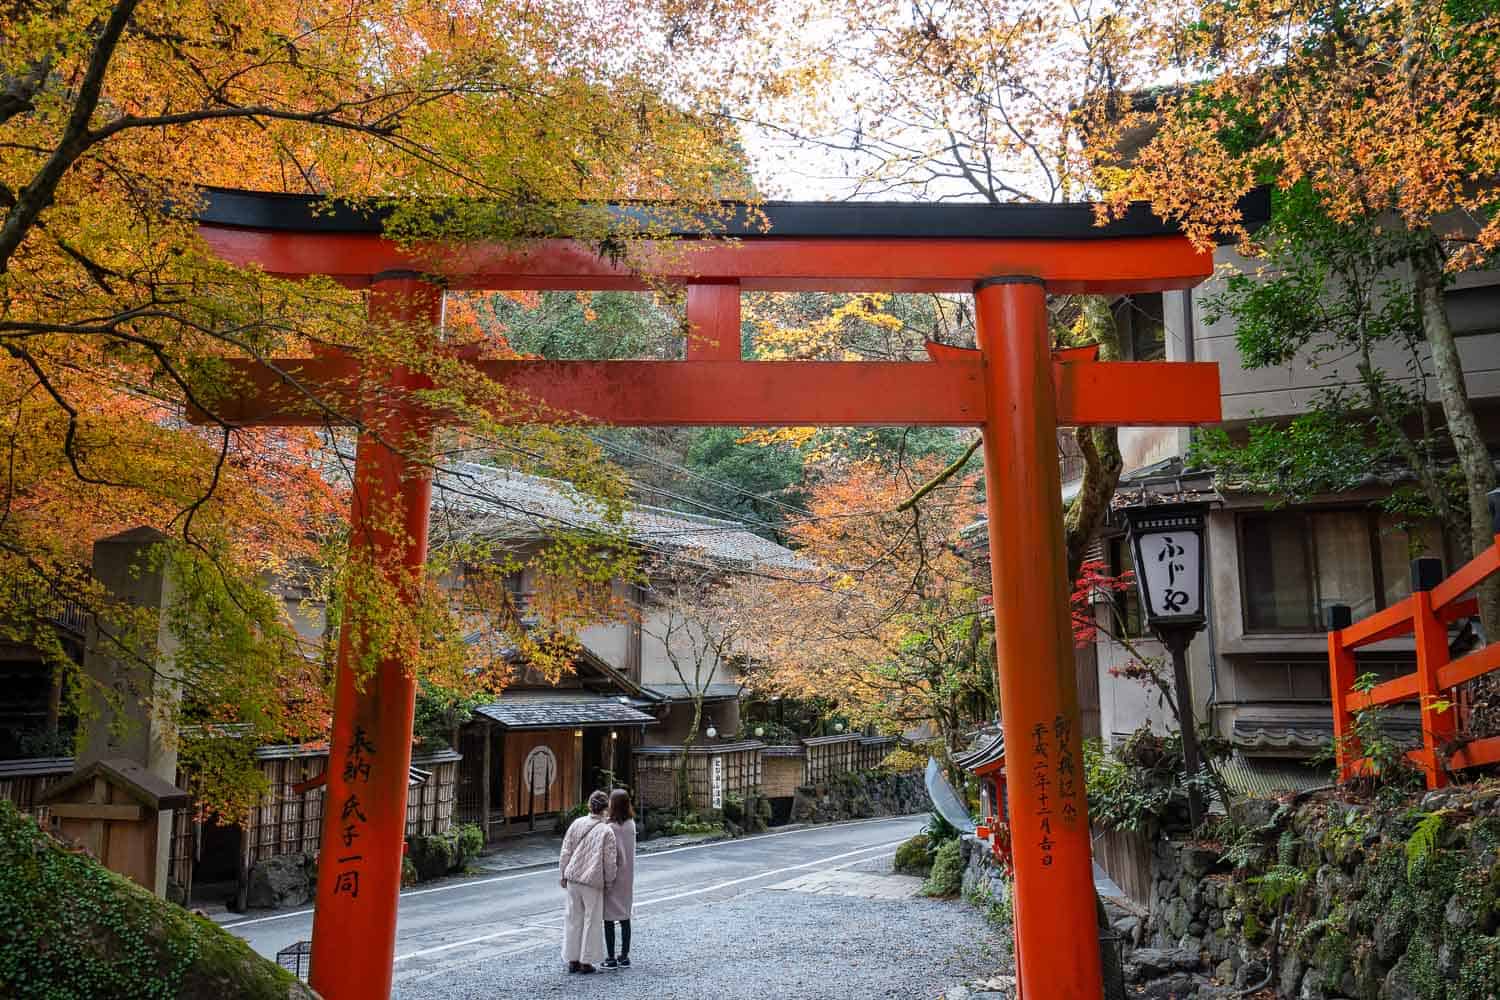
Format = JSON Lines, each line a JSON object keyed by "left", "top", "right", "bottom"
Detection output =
{"left": 393, "top": 886, "right": 1002, "bottom": 1000}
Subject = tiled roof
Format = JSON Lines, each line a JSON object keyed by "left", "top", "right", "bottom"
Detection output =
{"left": 433, "top": 462, "right": 804, "bottom": 573}
{"left": 1231, "top": 715, "right": 1420, "bottom": 753}
{"left": 954, "top": 731, "right": 1005, "bottom": 772}
{"left": 634, "top": 740, "right": 765, "bottom": 755}
{"left": 474, "top": 695, "right": 657, "bottom": 730}
{"left": 643, "top": 681, "right": 743, "bottom": 702}
{"left": 0, "top": 757, "right": 73, "bottom": 779}
{"left": 1218, "top": 755, "right": 1333, "bottom": 797}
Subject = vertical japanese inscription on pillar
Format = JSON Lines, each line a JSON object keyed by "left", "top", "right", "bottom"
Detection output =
{"left": 1054, "top": 713, "right": 1080, "bottom": 828}
{"left": 1030, "top": 722, "right": 1054, "bottom": 869}
{"left": 335, "top": 725, "right": 376, "bottom": 901}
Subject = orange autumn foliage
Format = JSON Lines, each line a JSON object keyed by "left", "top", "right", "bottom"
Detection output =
{"left": 735, "top": 461, "right": 995, "bottom": 749}
{"left": 0, "top": 0, "right": 766, "bottom": 813}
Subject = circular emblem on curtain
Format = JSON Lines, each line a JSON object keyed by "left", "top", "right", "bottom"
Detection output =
{"left": 523, "top": 745, "right": 558, "bottom": 795}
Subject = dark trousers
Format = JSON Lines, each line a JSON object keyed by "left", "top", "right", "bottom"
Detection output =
{"left": 604, "top": 919, "right": 631, "bottom": 958}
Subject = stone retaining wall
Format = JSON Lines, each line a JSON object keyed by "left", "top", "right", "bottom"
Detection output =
{"left": 954, "top": 784, "right": 1500, "bottom": 1000}
{"left": 1133, "top": 785, "right": 1500, "bottom": 999}
{"left": 790, "top": 770, "right": 931, "bottom": 824}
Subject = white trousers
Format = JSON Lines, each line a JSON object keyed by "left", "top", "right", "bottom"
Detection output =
{"left": 562, "top": 881, "right": 605, "bottom": 966}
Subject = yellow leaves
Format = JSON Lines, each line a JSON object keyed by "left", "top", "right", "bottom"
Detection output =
{"left": 1117, "top": 0, "right": 1500, "bottom": 265}
{"left": 747, "top": 292, "right": 902, "bottom": 361}
{"left": 739, "top": 426, "right": 820, "bottom": 450}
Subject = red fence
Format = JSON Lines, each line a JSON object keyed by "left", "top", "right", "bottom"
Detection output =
{"left": 1327, "top": 520, "right": 1500, "bottom": 789}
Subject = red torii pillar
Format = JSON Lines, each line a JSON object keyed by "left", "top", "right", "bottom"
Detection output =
{"left": 309, "top": 276, "right": 441, "bottom": 998}
{"left": 193, "top": 196, "right": 1221, "bottom": 1000}
{"left": 976, "top": 278, "right": 1096, "bottom": 996}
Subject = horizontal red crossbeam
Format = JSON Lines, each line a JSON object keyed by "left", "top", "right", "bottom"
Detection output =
{"left": 1432, "top": 539, "right": 1500, "bottom": 611}
{"left": 1336, "top": 598, "right": 1416, "bottom": 650}
{"left": 198, "top": 227, "right": 1212, "bottom": 295}
{"left": 193, "top": 357, "right": 1222, "bottom": 428}
{"left": 1344, "top": 673, "right": 1419, "bottom": 712}
{"left": 1450, "top": 735, "right": 1500, "bottom": 772}
{"left": 1437, "top": 642, "right": 1500, "bottom": 691}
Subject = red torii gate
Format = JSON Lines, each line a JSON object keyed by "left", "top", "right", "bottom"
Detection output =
{"left": 194, "top": 190, "right": 1223, "bottom": 1000}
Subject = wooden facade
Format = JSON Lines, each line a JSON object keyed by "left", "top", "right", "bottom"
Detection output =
{"left": 759, "top": 746, "right": 806, "bottom": 798}
{"left": 502, "top": 730, "right": 580, "bottom": 821}
{"left": 0, "top": 756, "right": 70, "bottom": 826}
{"left": 1092, "top": 825, "right": 1153, "bottom": 907}
{"left": 0, "top": 745, "right": 460, "bottom": 903}
{"left": 634, "top": 733, "right": 902, "bottom": 811}
{"left": 632, "top": 741, "right": 765, "bottom": 811}
{"left": 453, "top": 651, "right": 659, "bottom": 842}
{"left": 803, "top": 734, "right": 864, "bottom": 784}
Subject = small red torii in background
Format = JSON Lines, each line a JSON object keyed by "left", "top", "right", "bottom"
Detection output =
{"left": 192, "top": 190, "right": 1224, "bottom": 1000}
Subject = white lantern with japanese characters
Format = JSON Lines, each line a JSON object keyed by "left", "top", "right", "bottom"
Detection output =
{"left": 1124, "top": 502, "right": 1209, "bottom": 633}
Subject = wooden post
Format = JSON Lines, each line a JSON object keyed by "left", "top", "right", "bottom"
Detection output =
{"left": 1326, "top": 623, "right": 1358, "bottom": 782}
{"left": 685, "top": 282, "right": 741, "bottom": 360}
{"left": 974, "top": 278, "right": 1103, "bottom": 999}
{"left": 481, "top": 724, "right": 492, "bottom": 843}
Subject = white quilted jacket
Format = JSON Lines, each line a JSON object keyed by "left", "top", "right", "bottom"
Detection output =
{"left": 560, "top": 815, "right": 619, "bottom": 888}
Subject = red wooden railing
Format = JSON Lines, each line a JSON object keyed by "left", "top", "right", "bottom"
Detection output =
{"left": 1328, "top": 514, "right": 1500, "bottom": 789}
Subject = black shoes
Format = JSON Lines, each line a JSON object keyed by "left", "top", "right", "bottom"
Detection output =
{"left": 618, "top": 956, "right": 631, "bottom": 968}
{"left": 600, "top": 956, "right": 630, "bottom": 970}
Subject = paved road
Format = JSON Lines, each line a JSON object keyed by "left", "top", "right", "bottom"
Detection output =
{"left": 225, "top": 814, "right": 1000, "bottom": 998}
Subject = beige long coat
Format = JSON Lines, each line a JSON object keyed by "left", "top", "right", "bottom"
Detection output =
{"left": 603, "top": 818, "right": 636, "bottom": 921}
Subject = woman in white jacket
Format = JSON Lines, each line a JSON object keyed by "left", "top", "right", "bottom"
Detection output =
{"left": 558, "top": 789, "right": 618, "bottom": 974}
{"left": 601, "top": 788, "right": 636, "bottom": 969}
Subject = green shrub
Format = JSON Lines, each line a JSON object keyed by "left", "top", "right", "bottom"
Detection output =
{"left": 752, "top": 793, "right": 773, "bottom": 832}
{"left": 407, "top": 823, "right": 485, "bottom": 882}
{"left": 722, "top": 793, "right": 745, "bottom": 824}
{"left": 894, "top": 833, "right": 934, "bottom": 875}
{"left": 407, "top": 833, "right": 456, "bottom": 881}
{"left": 0, "top": 801, "right": 308, "bottom": 998}
{"left": 923, "top": 810, "right": 961, "bottom": 845}
{"left": 454, "top": 823, "right": 484, "bottom": 865}
{"left": 922, "top": 837, "right": 964, "bottom": 898}
{"left": 555, "top": 802, "right": 590, "bottom": 834}
{"left": 964, "top": 876, "right": 1013, "bottom": 929}
{"left": 668, "top": 814, "right": 721, "bottom": 836}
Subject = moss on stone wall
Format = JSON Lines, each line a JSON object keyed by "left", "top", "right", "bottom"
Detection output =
{"left": 0, "top": 801, "right": 316, "bottom": 999}
{"left": 1143, "top": 780, "right": 1500, "bottom": 999}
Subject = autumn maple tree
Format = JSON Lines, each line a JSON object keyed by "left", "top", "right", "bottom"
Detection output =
{"left": 1113, "top": 0, "right": 1500, "bottom": 630}
{"left": 736, "top": 460, "right": 995, "bottom": 759}
{"left": 0, "top": 0, "right": 763, "bottom": 814}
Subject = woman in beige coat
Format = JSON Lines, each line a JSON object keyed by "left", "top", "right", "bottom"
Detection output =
{"left": 559, "top": 790, "right": 618, "bottom": 974}
{"left": 601, "top": 789, "right": 636, "bottom": 969}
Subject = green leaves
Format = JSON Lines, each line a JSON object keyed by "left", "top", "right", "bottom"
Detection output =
{"left": 1406, "top": 811, "right": 1445, "bottom": 880}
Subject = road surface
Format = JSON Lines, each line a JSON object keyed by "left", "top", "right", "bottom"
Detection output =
{"left": 225, "top": 815, "right": 1003, "bottom": 999}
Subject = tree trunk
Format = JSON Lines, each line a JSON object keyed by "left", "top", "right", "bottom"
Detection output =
{"left": 677, "top": 697, "right": 703, "bottom": 812}
{"left": 1063, "top": 295, "right": 1125, "bottom": 581}
{"left": 1415, "top": 244, "right": 1500, "bottom": 639}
